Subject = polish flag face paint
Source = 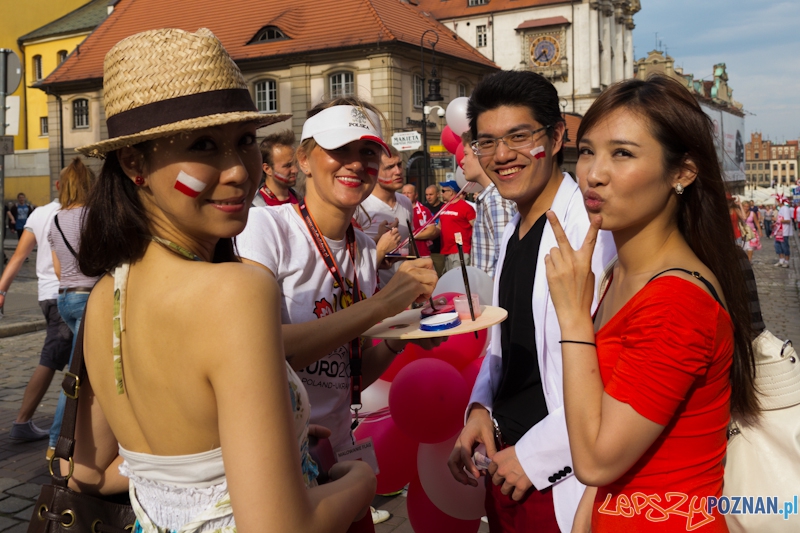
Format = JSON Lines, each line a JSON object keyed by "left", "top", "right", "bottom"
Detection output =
{"left": 366, "top": 163, "right": 380, "bottom": 177}
{"left": 174, "top": 171, "right": 207, "bottom": 198}
{"left": 273, "top": 172, "right": 294, "bottom": 185}
{"left": 530, "top": 146, "right": 546, "bottom": 160}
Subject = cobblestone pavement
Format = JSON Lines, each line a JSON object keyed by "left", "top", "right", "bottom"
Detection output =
{"left": 0, "top": 236, "right": 795, "bottom": 532}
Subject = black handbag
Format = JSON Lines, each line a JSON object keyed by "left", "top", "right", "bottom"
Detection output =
{"left": 28, "top": 312, "right": 136, "bottom": 533}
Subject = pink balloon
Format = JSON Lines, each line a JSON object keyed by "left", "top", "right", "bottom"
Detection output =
{"left": 407, "top": 476, "right": 481, "bottom": 533}
{"left": 416, "top": 330, "right": 487, "bottom": 371}
{"left": 417, "top": 435, "right": 486, "bottom": 520}
{"left": 379, "top": 346, "right": 420, "bottom": 382}
{"left": 389, "top": 359, "right": 469, "bottom": 443}
{"left": 353, "top": 413, "right": 418, "bottom": 494}
{"left": 441, "top": 125, "right": 462, "bottom": 155}
{"left": 460, "top": 356, "right": 484, "bottom": 389}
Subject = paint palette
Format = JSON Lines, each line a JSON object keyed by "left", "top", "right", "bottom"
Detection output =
{"left": 364, "top": 305, "right": 508, "bottom": 340}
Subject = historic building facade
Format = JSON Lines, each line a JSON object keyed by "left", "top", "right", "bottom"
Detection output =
{"left": 416, "top": 0, "right": 641, "bottom": 114}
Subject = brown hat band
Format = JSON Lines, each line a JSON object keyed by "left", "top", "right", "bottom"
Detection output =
{"left": 106, "top": 88, "right": 258, "bottom": 139}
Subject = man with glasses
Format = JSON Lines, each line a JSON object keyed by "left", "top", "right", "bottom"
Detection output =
{"left": 447, "top": 70, "right": 615, "bottom": 532}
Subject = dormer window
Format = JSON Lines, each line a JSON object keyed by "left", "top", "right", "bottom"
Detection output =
{"left": 468, "top": 0, "right": 489, "bottom": 5}
{"left": 249, "top": 26, "right": 288, "bottom": 44}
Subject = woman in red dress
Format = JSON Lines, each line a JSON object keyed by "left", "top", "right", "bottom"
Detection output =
{"left": 544, "top": 75, "right": 757, "bottom": 532}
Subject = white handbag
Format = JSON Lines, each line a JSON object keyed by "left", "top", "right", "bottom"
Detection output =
{"left": 724, "top": 330, "right": 800, "bottom": 532}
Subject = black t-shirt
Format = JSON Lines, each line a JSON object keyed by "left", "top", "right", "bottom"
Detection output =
{"left": 423, "top": 202, "right": 443, "bottom": 253}
{"left": 493, "top": 213, "right": 549, "bottom": 445}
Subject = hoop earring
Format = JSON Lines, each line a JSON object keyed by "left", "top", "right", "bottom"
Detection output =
{"left": 675, "top": 183, "right": 684, "bottom": 195}
{"left": 134, "top": 176, "right": 145, "bottom": 186}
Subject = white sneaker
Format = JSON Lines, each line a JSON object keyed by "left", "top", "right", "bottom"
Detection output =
{"left": 371, "top": 507, "right": 390, "bottom": 524}
{"left": 781, "top": 262, "right": 790, "bottom": 268}
{"left": 775, "top": 260, "right": 785, "bottom": 267}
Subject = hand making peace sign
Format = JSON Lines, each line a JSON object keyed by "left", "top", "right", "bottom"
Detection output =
{"left": 544, "top": 211, "right": 602, "bottom": 329}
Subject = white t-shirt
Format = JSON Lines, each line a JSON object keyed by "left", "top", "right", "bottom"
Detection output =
{"left": 355, "top": 192, "right": 413, "bottom": 286}
{"left": 237, "top": 204, "right": 378, "bottom": 451}
{"left": 23, "top": 200, "right": 61, "bottom": 301}
{"left": 779, "top": 205, "right": 794, "bottom": 236}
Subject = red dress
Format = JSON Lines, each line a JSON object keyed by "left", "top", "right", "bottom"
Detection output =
{"left": 592, "top": 277, "right": 733, "bottom": 532}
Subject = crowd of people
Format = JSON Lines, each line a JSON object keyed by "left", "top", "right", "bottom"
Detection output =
{"left": 729, "top": 197, "right": 796, "bottom": 266}
{"left": 3, "top": 26, "right": 794, "bottom": 533}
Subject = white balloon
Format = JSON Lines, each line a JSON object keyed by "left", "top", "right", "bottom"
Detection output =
{"left": 360, "top": 379, "right": 391, "bottom": 415}
{"left": 454, "top": 167, "right": 468, "bottom": 189}
{"left": 446, "top": 97, "right": 471, "bottom": 135}
{"left": 417, "top": 435, "right": 486, "bottom": 520}
{"left": 435, "top": 266, "right": 493, "bottom": 306}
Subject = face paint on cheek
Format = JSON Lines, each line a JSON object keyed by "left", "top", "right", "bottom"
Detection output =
{"left": 367, "top": 162, "right": 380, "bottom": 178}
{"left": 530, "top": 146, "right": 546, "bottom": 160}
{"left": 174, "top": 170, "right": 207, "bottom": 198}
{"left": 273, "top": 171, "right": 294, "bottom": 185}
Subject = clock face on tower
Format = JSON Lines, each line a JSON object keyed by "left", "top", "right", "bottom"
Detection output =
{"left": 530, "top": 35, "right": 560, "bottom": 67}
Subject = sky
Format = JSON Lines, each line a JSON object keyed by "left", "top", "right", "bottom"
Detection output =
{"left": 633, "top": 0, "right": 800, "bottom": 143}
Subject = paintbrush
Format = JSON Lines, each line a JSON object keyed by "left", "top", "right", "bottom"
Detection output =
{"left": 407, "top": 219, "right": 436, "bottom": 311}
{"left": 454, "top": 232, "right": 478, "bottom": 338}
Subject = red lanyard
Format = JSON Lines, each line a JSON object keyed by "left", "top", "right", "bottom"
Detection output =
{"left": 298, "top": 202, "right": 364, "bottom": 409}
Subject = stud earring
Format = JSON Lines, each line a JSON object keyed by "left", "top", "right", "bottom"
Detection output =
{"left": 134, "top": 176, "right": 145, "bottom": 186}
{"left": 675, "top": 183, "right": 684, "bottom": 195}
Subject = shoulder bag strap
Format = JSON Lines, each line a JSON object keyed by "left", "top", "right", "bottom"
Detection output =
{"left": 54, "top": 214, "right": 79, "bottom": 259}
{"left": 51, "top": 308, "right": 88, "bottom": 487}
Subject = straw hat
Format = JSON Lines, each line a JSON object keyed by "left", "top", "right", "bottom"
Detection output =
{"left": 78, "top": 28, "right": 291, "bottom": 158}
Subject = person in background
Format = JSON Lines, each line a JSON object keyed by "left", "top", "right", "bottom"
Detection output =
{"left": 742, "top": 200, "right": 762, "bottom": 262}
{"left": 437, "top": 180, "right": 476, "bottom": 272}
{"left": 448, "top": 69, "right": 615, "bottom": 533}
{"left": 8, "top": 193, "right": 35, "bottom": 238}
{"left": 461, "top": 134, "right": 517, "bottom": 278}
{"left": 401, "top": 184, "right": 439, "bottom": 258}
{"left": 1, "top": 189, "right": 71, "bottom": 444}
{"left": 254, "top": 129, "right": 301, "bottom": 206}
{"left": 764, "top": 204, "right": 774, "bottom": 238}
{"left": 423, "top": 184, "right": 445, "bottom": 275}
{"left": 776, "top": 199, "right": 793, "bottom": 267}
{"left": 46, "top": 156, "right": 98, "bottom": 457}
{"left": 545, "top": 75, "right": 755, "bottom": 532}
{"left": 793, "top": 202, "right": 799, "bottom": 232}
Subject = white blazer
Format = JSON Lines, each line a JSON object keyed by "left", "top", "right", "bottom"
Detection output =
{"left": 468, "top": 173, "right": 616, "bottom": 532}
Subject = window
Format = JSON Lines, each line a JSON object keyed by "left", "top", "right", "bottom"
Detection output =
{"left": 32, "top": 55, "right": 42, "bottom": 81}
{"left": 413, "top": 74, "right": 424, "bottom": 108}
{"left": 254, "top": 80, "right": 277, "bottom": 113}
{"left": 73, "top": 98, "right": 89, "bottom": 129}
{"left": 249, "top": 26, "right": 288, "bottom": 43}
{"left": 329, "top": 72, "right": 354, "bottom": 98}
{"left": 458, "top": 82, "right": 468, "bottom": 98}
{"left": 468, "top": 0, "right": 489, "bottom": 5}
{"left": 758, "top": 163, "right": 762, "bottom": 170}
{"left": 57, "top": 50, "right": 68, "bottom": 64}
{"left": 476, "top": 25, "right": 488, "bottom": 47}
{"left": 754, "top": 153, "right": 759, "bottom": 159}
{"left": 774, "top": 164, "right": 778, "bottom": 171}
{"left": 782, "top": 164, "right": 786, "bottom": 170}
{"left": 791, "top": 163, "right": 795, "bottom": 171}
{"left": 39, "top": 117, "right": 48, "bottom": 136}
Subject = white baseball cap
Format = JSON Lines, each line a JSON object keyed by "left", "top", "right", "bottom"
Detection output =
{"left": 301, "top": 105, "right": 390, "bottom": 156}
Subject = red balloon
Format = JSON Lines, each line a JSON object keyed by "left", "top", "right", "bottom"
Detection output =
{"left": 379, "top": 345, "right": 420, "bottom": 382}
{"left": 416, "top": 330, "right": 487, "bottom": 370}
{"left": 455, "top": 147, "right": 465, "bottom": 168}
{"left": 407, "top": 476, "right": 481, "bottom": 533}
{"left": 389, "top": 359, "right": 469, "bottom": 443}
{"left": 353, "top": 413, "right": 418, "bottom": 494}
{"left": 441, "top": 126, "right": 462, "bottom": 155}
{"left": 460, "top": 356, "right": 484, "bottom": 389}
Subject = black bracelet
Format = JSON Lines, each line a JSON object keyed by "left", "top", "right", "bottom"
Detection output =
{"left": 384, "top": 339, "right": 405, "bottom": 355}
{"left": 559, "top": 340, "right": 596, "bottom": 347}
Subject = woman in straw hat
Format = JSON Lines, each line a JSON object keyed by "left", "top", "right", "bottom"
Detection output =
{"left": 67, "top": 28, "right": 376, "bottom": 532}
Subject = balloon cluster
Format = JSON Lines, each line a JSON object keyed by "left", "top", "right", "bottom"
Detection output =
{"left": 440, "top": 97, "right": 471, "bottom": 189}
{"left": 356, "top": 297, "right": 488, "bottom": 533}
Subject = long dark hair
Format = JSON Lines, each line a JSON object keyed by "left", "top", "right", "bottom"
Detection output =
{"left": 79, "top": 148, "right": 237, "bottom": 277}
{"left": 577, "top": 75, "right": 757, "bottom": 419}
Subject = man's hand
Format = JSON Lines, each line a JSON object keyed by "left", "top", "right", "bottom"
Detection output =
{"left": 488, "top": 445, "right": 533, "bottom": 501}
{"left": 448, "top": 406, "right": 497, "bottom": 486}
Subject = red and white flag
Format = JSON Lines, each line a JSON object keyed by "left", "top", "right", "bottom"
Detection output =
{"left": 174, "top": 171, "right": 207, "bottom": 198}
{"left": 530, "top": 145, "right": 546, "bottom": 160}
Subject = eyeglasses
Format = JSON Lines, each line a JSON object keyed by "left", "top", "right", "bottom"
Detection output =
{"left": 471, "top": 125, "right": 551, "bottom": 156}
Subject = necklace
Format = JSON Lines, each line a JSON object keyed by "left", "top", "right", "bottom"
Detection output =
{"left": 149, "top": 236, "right": 204, "bottom": 262}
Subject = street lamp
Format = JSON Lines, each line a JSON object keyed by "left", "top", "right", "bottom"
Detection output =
{"left": 420, "top": 29, "right": 444, "bottom": 191}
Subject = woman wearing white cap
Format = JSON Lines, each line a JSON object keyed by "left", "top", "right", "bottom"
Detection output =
{"left": 66, "top": 28, "right": 375, "bottom": 533}
{"left": 237, "top": 97, "right": 439, "bottom": 526}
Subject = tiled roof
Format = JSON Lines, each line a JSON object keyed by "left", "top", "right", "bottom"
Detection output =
{"left": 516, "top": 16, "right": 570, "bottom": 30}
{"left": 563, "top": 112, "right": 580, "bottom": 148}
{"left": 41, "top": 0, "right": 497, "bottom": 89}
{"left": 18, "top": 0, "right": 108, "bottom": 43}
{"left": 415, "top": 0, "right": 570, "bottom": 20}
